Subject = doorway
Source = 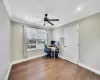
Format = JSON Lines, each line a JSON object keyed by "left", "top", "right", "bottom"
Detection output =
{"left": 63, "top": 24, "right": 79, "bottom": 64}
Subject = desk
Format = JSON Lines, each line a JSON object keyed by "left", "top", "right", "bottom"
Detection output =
{"left": 48, "top": 47, "right": 56, "bottom": 60}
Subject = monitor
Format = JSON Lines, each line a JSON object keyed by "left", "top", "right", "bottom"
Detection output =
{"left": 51, "top": 41, "right": 59, "bottom": 46}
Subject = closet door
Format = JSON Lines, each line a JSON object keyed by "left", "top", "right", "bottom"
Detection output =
{"left": 63, "top": 25, "right": 79, "bottom": 64}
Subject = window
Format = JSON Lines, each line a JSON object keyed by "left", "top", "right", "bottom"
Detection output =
{"left": 37, "top": 29, "right": 47, "bottom": 49}
{"left": 26, "top": 27, "right": 47, "bottom": 51}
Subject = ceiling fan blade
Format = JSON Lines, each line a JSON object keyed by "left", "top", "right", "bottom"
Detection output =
{"left": 48, "top": 21, "right": 54, "bottom": 26}
{"left": 48, "top": 19, "right": 59, "bottom": 21}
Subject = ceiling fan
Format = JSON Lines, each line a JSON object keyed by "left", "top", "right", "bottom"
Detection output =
{"left": 43, "top": 14, "right": 59, "bottom": 26}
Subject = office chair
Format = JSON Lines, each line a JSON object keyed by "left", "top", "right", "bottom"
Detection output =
{"left": 43, "top": 44, "right": 51, "bottom": 59}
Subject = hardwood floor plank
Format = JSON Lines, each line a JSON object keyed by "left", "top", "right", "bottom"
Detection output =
{"left": 8, "top": 57, "right": 100, "bottom": 80}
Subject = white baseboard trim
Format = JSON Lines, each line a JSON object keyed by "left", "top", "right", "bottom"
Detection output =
{"left": 5, "top": 54, "right": 45, "bottom": 80}
{"left": 78, "top": 63, "right": 100, "bottom": 75}
{"left": 5, "top": 63, "right": 13, "bottom": 80}
{"left": 59, "top": 56, "right": 100, "bottom": 75}
{"left": 12, "top": 54, "right": 45, "bottom": 65}
{"left": 59, "top": 56, "right": 77, "bottom": 64}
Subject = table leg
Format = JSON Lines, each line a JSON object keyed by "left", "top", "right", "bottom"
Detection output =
{"left": 54, "top": 51, "right": 55, "bottom": 60}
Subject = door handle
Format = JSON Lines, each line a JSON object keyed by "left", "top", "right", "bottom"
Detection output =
{"left": 64, "top": 46, "right": 66, "bottom": 47}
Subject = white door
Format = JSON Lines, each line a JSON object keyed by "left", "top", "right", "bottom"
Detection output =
{"left": 63, "top": 25, "right": 79, "bottom": 64}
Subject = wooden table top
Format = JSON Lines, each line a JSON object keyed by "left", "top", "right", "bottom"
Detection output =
{"left": 48, "top": 47, "right": 56, "bottom": 50}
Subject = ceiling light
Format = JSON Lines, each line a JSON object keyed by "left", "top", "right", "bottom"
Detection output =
{"left": 76, "top": 7, "right": 82, "bottom": 11}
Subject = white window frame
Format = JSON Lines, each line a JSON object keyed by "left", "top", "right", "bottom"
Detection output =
{"left": 24, "top": 25, "right": 47, "bottom": 51}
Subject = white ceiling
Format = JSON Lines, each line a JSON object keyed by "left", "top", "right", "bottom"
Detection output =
{"left": 3, "top": 0, "right": 100, "bottom": 29}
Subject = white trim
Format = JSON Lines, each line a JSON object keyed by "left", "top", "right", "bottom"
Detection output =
{"left": 12, "top": 54, "right": 45, "bottom": 65}
{"left": 5, "top": 54, "right": 45, "bottom": 80}
{"left": 27, "top": 48, "right": 38, "bottom": 51}
{"left": 3, "top": 0, "right": 12, "bottom": 17}
{"left": 27, "top": 48, "right": 44, "bottom": 51}
{"left": 63, "top": 24, "right": 79, "bottom": 64}
{"left": 60, "top": 56, "right": 100, "bottom": 75}
{"left": 78, "top": 63, "right": 100, "bottom": 75}
{"left": 5, "top": 55, "right": 100, "bottom": 80}
{"left": 5, "top": 63, "right": 13, "bottom": 80}
{"left": 60, "top": 56, "right": 77, "bottom": 64}
{"left": 77, "top": 24, "right": 80, "bottom": 63}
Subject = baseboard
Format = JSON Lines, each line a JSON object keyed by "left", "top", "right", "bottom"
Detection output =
{"left": 5, "top": 55, "right": 100, "bottom": 80}
{"left": 59, "top": 55, "right": 77, "bottom": 64}
{"left": 12, "top": 54, "right": 45, "bottom": 65}
{"left": 78, "top": 63, "right": 100, "bottom": 75}
{"left": 5, "top": 54, "right": 45, "bottom": 80}
{"left": 27, "top": 54, "right": 45, "bottom": 61}
{"left": 60, "top": 56, "right": 100, "bottom": 75}
{"left": 5, "top": 63, "right": 13, "bottom": 80}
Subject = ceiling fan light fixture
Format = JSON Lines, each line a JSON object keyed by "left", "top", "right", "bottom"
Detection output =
{"left": 43, "top": 13, "right": 59, "bottom": 26}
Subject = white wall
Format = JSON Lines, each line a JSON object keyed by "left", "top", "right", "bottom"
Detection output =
{"left": 0, "top": 0, "right": 11, "bottom": 80}
{"left": 51, "top": 28, "right": 60, "bottom": 41}
{"left": 52, "top": 12, "right": 100, "bottom": 72}
{"left": 47, "top": 29, "right": 52, "bottom": 45}
{"left": 11, "top": 21, "right": 52, "bottom": 61}
{"left": 11, "top": 22, "right": 23, "bottom": 61}
{"left": 79, "top": 13, "right": 100, "bottom": 71}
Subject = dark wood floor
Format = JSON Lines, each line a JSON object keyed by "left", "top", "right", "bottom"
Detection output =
{"left": 8, "top": 57, "right": 100, "bottom": 80}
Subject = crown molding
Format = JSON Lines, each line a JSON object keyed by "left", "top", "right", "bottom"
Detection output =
{"left": 3, "top": 0, "right": 12, "bottom": 17}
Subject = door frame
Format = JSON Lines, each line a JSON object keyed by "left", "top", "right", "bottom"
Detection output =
{"left": 77, "top": 24, "right": 79, "bottom": 64}
{"left": 63, "top": 24, "right": 79, "bottom": 64}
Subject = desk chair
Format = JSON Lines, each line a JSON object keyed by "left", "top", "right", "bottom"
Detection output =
{"left": 43, "top": 44, "right": 51, "bottom": 59}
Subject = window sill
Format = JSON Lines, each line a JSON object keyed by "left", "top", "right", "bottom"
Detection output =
{"left": 27, "top": 48, "right": 44, "bottom": 51}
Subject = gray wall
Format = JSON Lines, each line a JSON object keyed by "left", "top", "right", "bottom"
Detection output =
{"left": 11, "top": 22, "right": 23, "bottom": 61}
{"left": 52, "top": 12, "right": 100, "bottom": 72}
{"left": 47, "top": 29, "right": 52, "bottom": 45}
{"left": 0, "top": 0, "right": 11, "bottom": 80}
{"left": 79, "top": 13, "right": 100, "bottom": 71}
{"left": 11, "top": 21, "right": 52, "bottom": 61}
